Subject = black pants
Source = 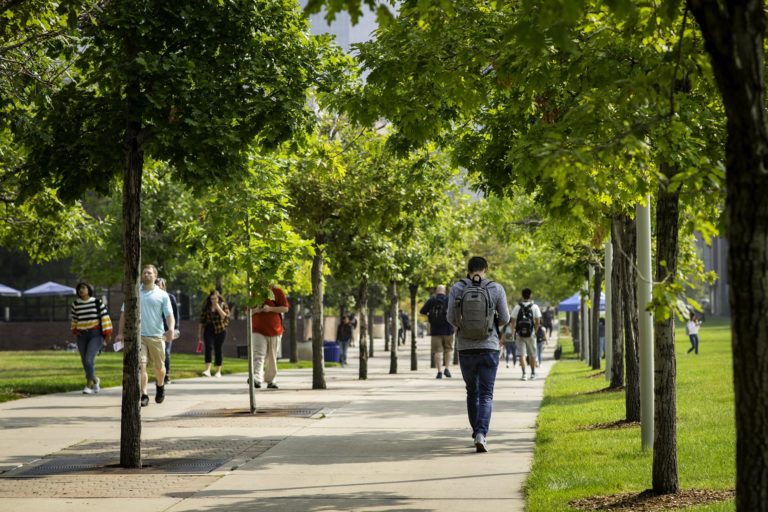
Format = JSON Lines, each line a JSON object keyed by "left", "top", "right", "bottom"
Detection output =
{"left": 204, "top": 325, "right": 227, "bottom": 366}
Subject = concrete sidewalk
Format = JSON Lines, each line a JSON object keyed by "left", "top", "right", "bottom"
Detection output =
{"left": 0, "top": 338, "right": 554, "bottom": 512}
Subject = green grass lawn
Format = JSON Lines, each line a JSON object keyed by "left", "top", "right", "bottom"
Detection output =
{"left": 0, "top": 351, "right": 316, "bottom": 403}
{"left": 527, "top": 318, "right": 735, "bottom": 511}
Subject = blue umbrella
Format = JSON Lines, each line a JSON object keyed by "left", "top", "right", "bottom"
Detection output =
{"left": 23, "top": 281, "right": 77, "bottom": 297}
{"left": 0, "top": 283, "right": 22, "bottom": 297}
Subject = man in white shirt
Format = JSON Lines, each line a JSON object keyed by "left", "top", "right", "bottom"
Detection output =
{"left": 509, "top": 288, "right": 542, "bottom": 380}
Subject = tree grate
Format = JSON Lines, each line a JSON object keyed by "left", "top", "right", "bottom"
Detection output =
{"left": 179, "top": 407, "right": 321, "bottom": 418}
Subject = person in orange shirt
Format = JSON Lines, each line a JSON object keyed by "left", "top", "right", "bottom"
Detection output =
{"left": 251, "top": 284, "right": 289, "bottom": 389}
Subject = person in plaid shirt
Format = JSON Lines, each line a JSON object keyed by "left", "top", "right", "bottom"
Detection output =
{"left": 197, "top": 290, "right": 230, "bottom": 377}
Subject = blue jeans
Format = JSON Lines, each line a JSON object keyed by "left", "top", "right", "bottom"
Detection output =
{"left": 339, "top": 340, "right": 350, "bottom": 365}
{"left": 536, "top": 342, "right": 544, "bottom": 365}
{"left": 459, "top": 350, "right": 500, "bottom": 437}
{"left": 165, "top": 341, "right": 173, "bottom": 376}
{"left": 77, "top": 329, "right": 103, "bottom": 383}
{"left": 504, "top": 341, "right": 517, "bottom": 365}
{"left": 688, "top": 334, "right": 699, "bottom": 354}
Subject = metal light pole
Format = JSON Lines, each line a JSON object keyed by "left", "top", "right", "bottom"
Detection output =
{"left": 636, "top": 198, "right": 654, "bottom": 450}
{"left": 605, "top": 240, "right": 613, "bottom": 382}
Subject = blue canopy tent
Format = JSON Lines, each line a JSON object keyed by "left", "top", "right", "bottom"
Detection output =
{"left": 558, "top": 291, "right": 605, "bottom": 312}
{"left": 0, "top": 283, "right": 22, "bottom": 297}
{"left": 23, "top": 281, "right": 76, "bottom": 297}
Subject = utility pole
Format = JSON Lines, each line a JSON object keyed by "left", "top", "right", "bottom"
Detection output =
{"left": 636, "top": 199, "right": 654, "bottom": 450}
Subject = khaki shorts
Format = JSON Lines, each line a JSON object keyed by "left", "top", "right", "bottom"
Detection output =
{"left": 516, "top": 336, "right": 536, "bottom": 358}
{"left": 431, "top": 335, "right": 454, "bottom": 353}
{"left": 141, "top": 336, "right": 166, "bottom": 370}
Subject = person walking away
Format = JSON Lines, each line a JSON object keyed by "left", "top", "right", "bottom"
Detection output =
{"left": 501, "top": 318, "right": 517, "bottom": 368}
{"left": 336, "top": 315, "right": 353, "bottom": 367}
{"left": 535, "top": 322, "right": 548, "bottom": 366}
{"left": 155, "top": 278, "right": 180, "bottom": 384}
{"left": 542, "top": 306, "right": 554, "bottom": 337}
{"left": 251, "top": 283, "right": 289, "bottom": 389}
{"left": 686, "top": 312, "right": 701, "bottom": 354}
{"left": 598, "top": 317, "right": 606, "bottom": 359}
{"left": 398, "top": 308, "right": 410, "bottom": 345}
{"left": 447, "top": 256, "right": 510, "bottom": 453}
{"left": 115, "top": 265, "right": 174, "bottom": 407}
{"left": 510, "top": 288, "right": 542, "bottom": 381}
{"left": 71, "top": 281, "right": 113, "bottom": 394}
{"left": 198, "top": 290, "right": 230, "bottom": 377}
{"left": 420, "top": 285, "right": 455, "bottom": 379}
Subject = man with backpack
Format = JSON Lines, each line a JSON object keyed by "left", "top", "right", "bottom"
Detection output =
{"left": 447, "top": 256, "right": 510, "bottom": 453}
{"left": 420, "top": 285, "right": 455, "bottom": 379}
{"left": 509, "top": 288, "right": 542, "bottom": 381}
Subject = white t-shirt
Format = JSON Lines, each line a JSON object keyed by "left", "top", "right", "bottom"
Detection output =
{"left": 686, "top": 320, "right": 699, "bottom": 335}
{"left": 510, "top": 301, "right": 542, "bottom": 321}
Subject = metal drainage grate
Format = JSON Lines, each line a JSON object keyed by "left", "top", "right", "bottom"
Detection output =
{"left": 18, "top": 457, "right": 111, "bottom": 476}
{"left": 180, "top": 408, "right": 320, "bottom": 418}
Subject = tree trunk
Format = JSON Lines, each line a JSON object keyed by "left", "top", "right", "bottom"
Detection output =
{"left": 383, "top": 311, "right": 390, "bottom": 352}
{"left": 687, "top": 3, "right": 768, "bottom": 508}
{"left": 288, "top": 294, "right": 298, "bottom": 363}
{"left": 368, "top": 307, "right": 375, "bottom": 358}
{"left": 652, "top": 167, "right": 680, "bottom": 494}
{"left": 311, "top": 244, "right": 326, "bottom": 389}
{"left": 358, "top": 277, "right": 369, "bottom": 380}
{"left": 389, "top": 280, "right": 398, "bottom": 374}
{"left": 119, "top": 86, "right": 143, "bottom": 469}
{"left": 620, "top": 213, "right": 641, "bottom": 422}
{"left": 610, "top": 217, "right": 625, "bottom": 389}
{"left": 591, "top": 264, "right": 603, "bottom": 370}
{"left": 410, "top": 283, "right": 418, "bottom": 371}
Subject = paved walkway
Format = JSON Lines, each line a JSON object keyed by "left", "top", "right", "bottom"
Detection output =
{"left": 0, "top": 337, "right": 554, "bottom": 512}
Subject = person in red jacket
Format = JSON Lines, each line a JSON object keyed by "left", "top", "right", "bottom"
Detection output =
{"left": 251, "top": 284, "right": 289, "bottom": 389}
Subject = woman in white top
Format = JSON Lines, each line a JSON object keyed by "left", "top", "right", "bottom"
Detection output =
{"left": 685, "top": 313, "right": 701, "bottom": 355}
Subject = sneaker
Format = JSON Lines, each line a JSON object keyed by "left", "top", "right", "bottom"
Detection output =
{"left": 521, "top": 373, "right": 527, "bottom": 381}
{"left": 529, "top": 373, "right": 536, "bottom": 381}
{"left": 214, "top": 371, "right": 222, "bottom": 378}
{"left": 164, "top": 375, "right": 171, "bottom": 385}
{"left": 267, "top": 383, "right": 278, "bottom": 389}
{"left": 82, "top": 385, "right": 95, "bottom": 395}
{"left": 436, "top": 371, "right": 443, "bottom": 379}
{"left": 506, "top": 363, "right": 510, "bottom": 368}
{"left": 140, "top": 394, "right": 150, "bottom": 407}
{"left": 202, "top": 370, "right": 212, "bottom": 377}
{"left": 443, "top": 368, "right": 452, "bottom": 378}
{"left": 155, "top": 385, "right": 165, "bottom": 404}
{"left": 93, "top": 377, "right": 100, "bottom": 393}
{"left": 475, "top": 433, "right": 488, "bottom": 453}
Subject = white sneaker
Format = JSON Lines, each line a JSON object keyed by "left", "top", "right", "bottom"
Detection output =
{"left": 82, "top": 386, "right": 95, "bottom": 395}
{"left": 214, "top": 372, "right": 222, "bottom": 378}
{"left": 521, "top": 373, "right": 527, "bottom": 381}
{"left": 474, "top": 433, "right": 488, "bottom": 453}
{"left": 202, "top": 370, "right": 211, "bottom": 377}
{"left": 529, "top": 373, "right": 536, "bottom": 381}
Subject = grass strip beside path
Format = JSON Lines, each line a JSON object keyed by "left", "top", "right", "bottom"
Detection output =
{"left": 526, "top": 319, "right": 736, "bottom": 511}
{"left": 0, "top": 351, "right": 316, "bottom": 403}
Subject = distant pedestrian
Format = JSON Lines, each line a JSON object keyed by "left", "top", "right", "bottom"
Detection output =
{"left": 598, "top": 317, "right": 606, "bottom": 359}
{"left": 510, "top": 288, "right": 542, "bottom": 381}
{"left": 502, "top": 320, "right": 517, "bottom": 368}
{"left": 336, "top": 315, "right": 353, "bottom": 367}
{"left": 71, "top": 281, "right": 113, "bottom": 394}
{"left": 535, "top": 323, "right": 548, "bottom": 366}
{"left": 116, "top": 265, "right": 174, "bottom": 407}
{"left": 251, "top": 283, "right": 290, "bottom": 389}
{"left": 448, "top": 256, "right": 510, "bottom": 453}
{"left": 420, "top": 285, "right": 455, "bottom": 379}
{"left": 542, "top": 306, "right": 554, "bottom": 337}
{"left": 155, "top": 277, "right": 180, "bottom": 384}
{"left": 686, "top": 313, "right": 701, "bottom": 355}
{"left": 398, "top": 309, "right": 410, "bottom": 345}
{"left": 198, "top": 290, "right": 230, "bottom": 377}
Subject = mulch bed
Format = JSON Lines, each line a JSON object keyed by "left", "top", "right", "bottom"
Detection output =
{"left": 578, "top": 419, "right": 640, "bottom": 431}
{"left": 570, "top": 488, "right": 735, "bottom": 511}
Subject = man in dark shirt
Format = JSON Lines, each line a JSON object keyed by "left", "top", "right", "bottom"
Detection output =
{"left": 420, "top": 285, "right": 455, "bottom": 379}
